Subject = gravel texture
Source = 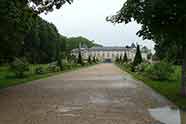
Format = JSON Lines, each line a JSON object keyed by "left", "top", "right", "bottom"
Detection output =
{"left": 0, "top": 64, "right": 173, "bottom": 124}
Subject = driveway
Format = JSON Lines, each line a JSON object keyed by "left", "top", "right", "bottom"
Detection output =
{"left": 0, "top": 64, "right": 173, "bottom": 124}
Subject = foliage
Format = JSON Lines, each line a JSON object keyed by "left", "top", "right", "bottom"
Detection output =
{"left": 0, "top": 62, "right": 92, "bottom": 89}
{"left": 48, "top": 63, "right": 60, "bottom": 72}
{"left": 115, "top": 56, "right": 119, "bottom": 63}
{"left": 35, "top": 66, "right": 45, "bottom": 74}
{"left": 154, "top": 41, "right": 182, "bottom": 64}
{"left": 88, "top": 56, "right": 92, "bottom": 64}
{"left": 0, "top": 0, "right": 34, "bottom": 62}
{"left": 133, "top": 45, "right": 142, "bottom": 67}
{"left": 24, "top": 17, "right": 60, "bottom": 64}
{"left": 77, "top": 51, "right": 84, "bottom": 65}
{"left": 28, "top": 0, "right": 73, "bottom": 14}
{"left": 107, "top": 0, "right": 186, "bottom": 96}
{"left": 135, "top": 63, "right": 149, "bottom": 72}
{"left": 145, "top": 61, "right": 175, "bottom": 80}
{"left": 93, "top": 56, "right": 97, "bottom": 63}
{"left": 123, "top": 52, "right": 128, "bottom": 63}
{"left": 9, "top": 58, "right": 29, "bottom": 78}
{"left": 117, "top": 63, "right": 186, "bottom": 109}
{"left": 66, "top": 36, "right": 102, "bottom": 52}
{"left": 119, "top": 56, "right": 122, "bottom": 63}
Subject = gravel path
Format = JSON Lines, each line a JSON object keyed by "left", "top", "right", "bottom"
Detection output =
{"left": 0, "top": 64, "right": 173, "bottom": 124}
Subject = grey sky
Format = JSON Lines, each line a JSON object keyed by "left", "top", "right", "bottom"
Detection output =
{"left": 40, "top": 0, "right": 155, "bottom": 50}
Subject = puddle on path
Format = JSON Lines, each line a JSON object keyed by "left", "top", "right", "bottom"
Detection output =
{"left": 51, "top": 105, "right": 82, "bottom": 113}
{"left": 149, "top": 106, "right": 186, "bottom": 124}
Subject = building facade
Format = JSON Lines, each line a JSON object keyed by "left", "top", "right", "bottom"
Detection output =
{"left": 71, "top": 46, "right": 151, "bottom": 62}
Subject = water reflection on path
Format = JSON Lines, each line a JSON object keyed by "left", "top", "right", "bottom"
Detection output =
{"left": 149, "top": 106, "right": 186, "bottom": 124}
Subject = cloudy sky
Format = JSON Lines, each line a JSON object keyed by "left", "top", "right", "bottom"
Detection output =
{"left": 40, "top": 0, "right": 155, "bottom": 50}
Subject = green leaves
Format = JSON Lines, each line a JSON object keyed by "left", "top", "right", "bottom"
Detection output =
{"left": 28, "top": 0, "right": 73, "bottom": 14}
{"left": 133, "top": 45, "right": 142, "bottom": 66}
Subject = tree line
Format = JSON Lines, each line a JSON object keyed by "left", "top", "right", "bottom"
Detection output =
{"left": 0, "top": 0, "right": 100, "bottom": 65}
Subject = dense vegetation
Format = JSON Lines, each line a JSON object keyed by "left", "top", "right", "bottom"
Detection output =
{"left": 116, "top": 62, "right": 186, "bottom": 109}
{"left": 108, "top": 0, "right": 186, "bottom": 96}
{"left": 115, "top": 44, "right": 186, "bottom": 108}
{"left": 0, "top": 0, "right": 101, "bottom": 88}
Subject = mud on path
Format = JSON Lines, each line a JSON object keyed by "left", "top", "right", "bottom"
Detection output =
{"left": 0, "top": 64, "right": 173, "bottom": 124}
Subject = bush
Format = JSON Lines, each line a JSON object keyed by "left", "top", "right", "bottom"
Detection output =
{"left": 88, "top": 56, "right": 92, "bottom": 64}
{"left": 9, "top": 58, "right": 29, "bottom": 78}
{"left": 135, "top": 63, "right": 149, "bottom": 72}
{"left": 145, "top": 61, "right": 175, "bottom": 80}
{"left": 35, "top": 66, "right": 45, "bottom": 75}
{"left": 48, "top": 63, "right": 60, "bottom": 72}
{"left": 63, "top": 63, "right": 73, "bottom": 70}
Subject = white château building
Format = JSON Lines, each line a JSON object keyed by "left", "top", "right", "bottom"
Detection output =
{"left": 71, "top": 46, "right": 151, "bottom": 62}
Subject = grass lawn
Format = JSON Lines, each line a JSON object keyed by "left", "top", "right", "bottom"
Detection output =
{"left": 0, "top": 63, "right": 94, "bottom": 89}
{"left": 117, "top": 63, "right": 186, "bottom": 109}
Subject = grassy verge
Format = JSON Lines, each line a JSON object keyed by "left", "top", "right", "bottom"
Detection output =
{"left": 116, "top": 63, "right": 186, "bottom": 109}
{"left": 0, "top": 63, "right": 96, "bottom": 89}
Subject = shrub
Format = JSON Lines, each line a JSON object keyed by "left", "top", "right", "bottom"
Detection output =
{"left": 35, "top": 66, "right": 45, "bottom": 75}
{"left": 135, "top": 63, "right": 149, "bottom": 72}
{"left": 123, "top": 52, "right": 128, "bottom": 63}
{"left": 88, "top": 56, "right": 92, "bottom": 64}
{"left": 48, "top": 63, "right": 60, "bottom": 72}
{"left": 63, "top": 63, "right": 73, "bottom": 70}
{"left": 9, "top": 58, "right": 29, "bottom": 78}
{"left": 93, "top": 56, "right": 97, "bottom": 63}
{"left": 77, "top": 51, "right": 84, "bottom": 65}
{"left": 145, "top": 61, "right": 175, "bottom": 80}
{"left": 133, "top": 45, "right": 142, "bottom": 66}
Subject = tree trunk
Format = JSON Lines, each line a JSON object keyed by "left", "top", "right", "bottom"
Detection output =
{"left": 181, "top": 45, "right": 186, "bottom": 96}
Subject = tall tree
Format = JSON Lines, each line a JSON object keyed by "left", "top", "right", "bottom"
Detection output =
{"left": 133, "top": 45, "right": 142, "bottom": 66}
{"left": 0, "top": 0, "right": 35, "bottom": 62}
{"left": 88, "top": 56, "right": 92, "bottom": 64}
{"left": 77, "top": 50, "right": 83, "bottom": 65}
{"left": 107, "top": 0, "right": 186, "bottom": 96}
{"left": 123, "top": 52, "right": 128, "bottom": 63}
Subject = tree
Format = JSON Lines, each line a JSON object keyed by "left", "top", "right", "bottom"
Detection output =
{"left": 88, "top": 56, "right": 92, "bottom": 64}
{"left": 115, "top": 56, "right": 119, "bottom": 63}
{"left": 27, "top": 0, "right": 73, "bottom": 14}
{"left": 56, "top": 42, "right": 63, "bottom": 71}
{"left": 24, "top": 17, "right": 60, "bottom": 64}
{"left": 123, "top": 52, "right": 128, "bottom": 63}
{"left": 119, "top": 56, "right": 122, "bottom": 63}
{"left": 133, "top": 45, "right": 142, "bottom": 66}
{"left": 77, "top": 50, "right": 83, "bottom": 65}
{"left": 66, "top": 36, "right": 102, "bottom": 52}
{"left": 93, "top": 56, "right": 97, "bottom": 63}
{"left": 107, "top": 0, "right": 186, "bottom": 96}
{"left": 0, "top": 0, "right": 35, "bottom": 63}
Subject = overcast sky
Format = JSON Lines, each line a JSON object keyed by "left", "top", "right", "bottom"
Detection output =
{"left": 40, "top": 0, "right": 155, "bottom": 50}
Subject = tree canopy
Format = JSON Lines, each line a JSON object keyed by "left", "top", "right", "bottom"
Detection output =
{"left": 107, "top": 0, "right": 186, "bottom": 96}
{"left": 27, "top": 0, "right": 73, "bottom": 14}
{"left": 66, "top": 37, "right": 102, "bottom": 52}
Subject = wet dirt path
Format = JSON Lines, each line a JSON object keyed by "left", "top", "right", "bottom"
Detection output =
{"left": 0, "top": 64, "right": 173, "bottom": 124}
